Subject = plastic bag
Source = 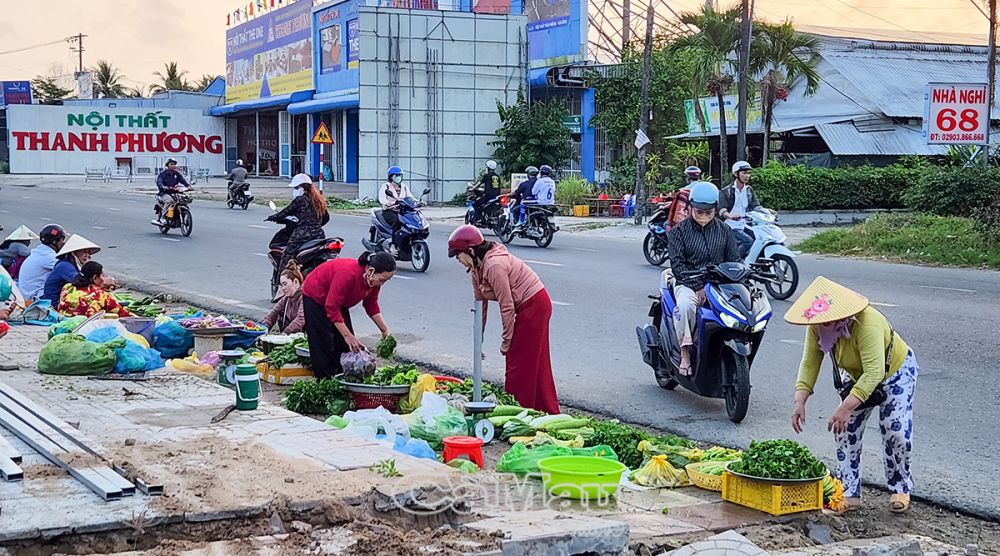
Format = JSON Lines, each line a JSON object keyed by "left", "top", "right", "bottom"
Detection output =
{"left": 447, "top": 459, "right": 480, "bottom": 473}
{"left": 400, "top": 374, "right": 438, "bottom": 413}
{"left": 168, "top": 353, "right": 215, "bottom": 378}
{"left": 405, "top": 393, "right": 468, "bottom": 451}
{"left": 342, "top": 407, "right": 409, "bottom": 441}
{"left": 153, "top": 320, "right": 194, "bottom": 358}
{"left": 324, "top": 415, "right": 349, "bottom": 429}
{"left": 37, "top": 334, "right": 116, "bottom": 376}
{"left": 84, "top": 327, "right": 163, "bottom": 374}
{"left": 48, "top": 316, "right": 87, "bottom": 339}
{"left": 630, "top": 454, "right": 689, "bottom": 488}
{"left": 393, "top": 435, "right": 437, "bottom": 460}
{"left": 340, "top": 350, "right": 376, "bottom": 380}
{"left": 495, "top": 443, "right": 619, "bottom": 475}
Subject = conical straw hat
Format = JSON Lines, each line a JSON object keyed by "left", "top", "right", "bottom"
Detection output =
{"left": 56, "top": 234, "right": 101, "bottom": 257}
{"left": 784, "top": 276, "right": 869, "bottom": 325}
{"left": 3, "top": 225, "right": 38, "bottom": 242}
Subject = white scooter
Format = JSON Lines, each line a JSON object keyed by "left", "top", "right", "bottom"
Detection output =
{"left": 742, "top": 211, "right": 799, "bottom": 300}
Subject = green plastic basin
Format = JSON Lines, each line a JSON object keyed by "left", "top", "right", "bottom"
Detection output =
{"left": 537, "top": 455, "right": 628, "bottom": 500}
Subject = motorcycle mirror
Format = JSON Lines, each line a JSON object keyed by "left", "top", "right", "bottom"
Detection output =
{"left": 268, "top": 201, "right": 277, "bottom": 211}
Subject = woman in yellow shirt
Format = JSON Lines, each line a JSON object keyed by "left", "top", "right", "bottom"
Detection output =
{"left": 786, "top": 277, "right": 918, "bottom": 514}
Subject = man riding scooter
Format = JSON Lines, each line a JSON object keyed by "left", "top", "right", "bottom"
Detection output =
{"left": 227, "top": 159, "right": 250, "bottom": 205}
{"left": 514, "top": 165, "right": 555, "bottom": 231}
{"left": 473, "top": 160, "right": 501, "bottom": 222}
{"left": 509, "top": 166, "right": 539, "bottom": 229}
{"left": 153, "top": 158, "right": 190, "bottom": 225}
{"left": 378, "top": 166, "right": 417, "bottom": 256}
{"left": 719, "top": 161, "right": 774, "bottom": 257}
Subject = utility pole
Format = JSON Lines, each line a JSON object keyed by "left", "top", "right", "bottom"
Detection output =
{"left": 986, "top": 0, "right": 997, "bottom": 169}
{"left": 736, "top": 0, "right": 752, "bottom": 163}
{"left": 634, "top": 3, "right": 654, "bottom": 225}
{"left": 705, "top": 0, "right": 714, "bottom": 9}
{"left": 622, "top": 0, "right": 630, "bottom": 52}
{"left": 70, "top": 33, "right": 87, "bottom": 77}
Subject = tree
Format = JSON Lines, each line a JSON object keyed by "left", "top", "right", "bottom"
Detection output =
{"left": 30, "top": 76, "right": 73, "bottom": 104}
{"left": 151, "top": 62, "right": 190, "bottom": 93}
{"left": 671, "top": 5, "right": 742, "bottom": 177}
{"left": 125, "top": 85, "right": 150, "bottom": 98}
{"left": 752, "top": 20, "right": 821, "bottom": 162}
{"left": 491, "top": 90, "right": 576, "bottom": 175}
{"left": 193, "top": 74, "right": 219, "bottom": 92}
{"left": 92, "top": 60, "right": 127, "bottom": 98}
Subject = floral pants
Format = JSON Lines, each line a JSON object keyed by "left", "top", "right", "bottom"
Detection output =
{"left": 835, "top": 350, "right": 918, "bottom": 498}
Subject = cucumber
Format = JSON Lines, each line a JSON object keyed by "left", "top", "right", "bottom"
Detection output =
{"left": 543, "top": 418, "right": 593, "bottom": 432}
{"left": 487, "top": 405, "right": 527, "bottom": 417}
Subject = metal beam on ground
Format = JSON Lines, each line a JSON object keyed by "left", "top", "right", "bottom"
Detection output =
{"left": 0, "top": 454, "right": 22, "bottom": 481}
{"left": 0, "top": 434, "right": 21, "bottom": 464}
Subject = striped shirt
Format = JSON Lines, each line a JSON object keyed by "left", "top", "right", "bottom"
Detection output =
{"left": 668, "top": 217, "right": 741, "bottom": 290}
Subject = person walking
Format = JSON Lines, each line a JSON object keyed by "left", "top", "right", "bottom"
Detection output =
{"left": 301, "top": 253, "right": 396, "bottom": 379}
{"left": 447, "top": 225, "right": 560, "bottom": 414}
{"left": 787, "top": 276, "right": 918, "bottom": 514}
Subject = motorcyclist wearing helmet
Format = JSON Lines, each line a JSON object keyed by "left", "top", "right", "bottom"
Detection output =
{"left": 227, "top": 159, "right": 249, "bottom": 202}
{"left": 154, "top": 158, "right": 191, "bottom": 224}
{"left": 510, "top": 166, "right": 539, "bottom": 228}
{"left": 473, "top": 160, "right": 501, "bottom": 221}
{"left": 532, "top": 165, "right": 556, "bottom": 206}
{"left": 682, "top": 166, "right": 702, "bottom": 190}
{"left": 379, "top": 166, "right": 417, "bottom": 250}
{"left": 667, "top": 182, "right": 741, "bottom": 376}
{"left": 16, "top": 223, "right": 68, "bottom": 302}
{"left": 719, "top": 161, "right": 768, "bottom": 257}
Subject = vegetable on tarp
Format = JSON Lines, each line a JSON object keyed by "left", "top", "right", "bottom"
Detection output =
{"left": 728, "top": 439, "right": 827, "bottom": 480}
{"left": 37, "top": 334, "right": 116, "bottom": 376}
{"left": 283, "top": 379, "right": 349, "bottom": 415}
{"left": 587, "top": 421, "right": 652, "bottom": 469}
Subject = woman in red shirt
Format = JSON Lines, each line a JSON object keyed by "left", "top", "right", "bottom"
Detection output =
{"left": 301, "top": 252, "right": 396, "bottom": 379}
{"left": 447, "top": 225, "right": 559, "bottom": 414}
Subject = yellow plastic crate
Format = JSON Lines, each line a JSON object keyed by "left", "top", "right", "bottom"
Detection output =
{"left": 572, "top": 205, "right": 590, "bottom": 217}
{"left": 721, "top": 472, "right": 823, "bottom": 516}
{"left": 256, "top": 361, "right": 313, "bottom": 385}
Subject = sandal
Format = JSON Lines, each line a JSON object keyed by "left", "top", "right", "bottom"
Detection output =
{"left": 678, "top": 362, "right": 693, "bottom": 376}
{"left": 889, "top": 493, "right": 910, "bottom": 513}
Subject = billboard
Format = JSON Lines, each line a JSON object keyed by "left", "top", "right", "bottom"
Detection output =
{"left": 320, "top": 23, "right": 343, "bottom": 73}
{"left": 1, "top": 81, "right": 32, "bottom": 106}
{"left": 924, "top": 82, "right": 989, "bottom": 145}
{"left": 225, "top": 0, "right": 313, "bottom": 104}
{"left": 5, "top": 105, "right": 225, "bottom": 174}
{"left": 684, "top": 95, "right": 763, "bottom": 134}
{"left": 347, "top": 19, "right": 359, "bottom": 69}
{"left": 527, "top": 0, "right": 587, "bottom": 68}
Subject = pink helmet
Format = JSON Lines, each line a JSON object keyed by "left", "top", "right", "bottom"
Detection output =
{"left": 448, "top": 225, "right": 485, "bottom": 257}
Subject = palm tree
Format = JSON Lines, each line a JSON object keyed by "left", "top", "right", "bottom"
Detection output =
{"left": 151, "top": 62, "right": 190, "bottom": 93}
{"left": 752, "top": 21, "right": 821, "bottom": 162}
{"left": 192, "top": 74, "right": 219, "bottom": 92}
{"left": 672, "top": 5, "right": 741, "bottom": 177}
{"left": 91, "top": 60, "right": 127, "bottom": 98}
{"left": 124, "top": 85, "right": 150, "bottom": 98}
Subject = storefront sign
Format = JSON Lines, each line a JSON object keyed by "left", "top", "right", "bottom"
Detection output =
{"left": 562, "top": 115, "right": 582, "bottom": 134}
{"left": 5, "top": 105, "right": 225, "bottom": 174}
{"left": 320, "top": 23, "right": 343, "bottom": 74}
{"left": 347, "top": 19, "right": 359, "bottom": 70}
{"left": 683, "top": 95, "right": 762, "bottom": 134}
{"left": 0, "top": 81, "right": 32, "bottom": 106}
{"left": 225, "top": 0, "right": 313, "bottom": 104}
{"left": 924, "top": 82, "right": 989, "bottom": 145}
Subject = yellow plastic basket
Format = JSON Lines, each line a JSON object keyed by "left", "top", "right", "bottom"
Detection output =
{"left": 685, "top": 462, "right": 725, "bottom": 492}
{"left": 721, "top": 472, "right": 823, "bottom": 516}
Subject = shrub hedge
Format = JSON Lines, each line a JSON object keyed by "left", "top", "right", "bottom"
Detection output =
{"left": 748, "top": 163, "right": 917, "bottom": 211}
{"left": 903, "top": 167, "right": 1000, "bottom": 217}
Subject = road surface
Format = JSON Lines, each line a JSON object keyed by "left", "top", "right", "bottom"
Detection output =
{"left": 3, "top": 184, "right": 998, "bottom": 517}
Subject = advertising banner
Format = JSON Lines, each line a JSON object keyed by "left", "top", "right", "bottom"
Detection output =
{"left": 347, "top": 19, "right": 360, "bottom": 69}
{"left": 684, "top": 95, "right": 763, "bottom": 134}
{"left": 526, "top": 0, "right": 586, "bottom": 68}
{"left": 0, "top": 81, "right": 32, "bottom": 106}
{"left": 320, "top": 23, "right": 343, "bottom": 73}
{"left": 5, "top": 105, "right": 225, "bottom": 174}
{"left": 225, "top": 0, "right": 313, "bottom": 104}
{"left": 924, "top": 82, "right": 989, "bottom": 145}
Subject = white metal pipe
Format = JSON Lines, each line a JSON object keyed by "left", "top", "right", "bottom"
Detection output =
{"left": 473, "top": 299, "right": 483, "bottom": 403}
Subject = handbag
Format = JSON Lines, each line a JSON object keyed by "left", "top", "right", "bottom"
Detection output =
{"left": 830, "top": 326, "right": 895, "bottom": 410}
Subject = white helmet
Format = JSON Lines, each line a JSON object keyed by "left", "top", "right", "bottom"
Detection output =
{"left": 486, "top": 160, "right": 498, "bottom": 171}
{"left": 732, "top": 161, "right": 752, "bottom": 174}
{"left": 236, "top": 159, "right": 244, "bottom": 166}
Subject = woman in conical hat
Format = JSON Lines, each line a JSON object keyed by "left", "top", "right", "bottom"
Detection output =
{"left": 41, "top": 235, "right": 101, "bottom": 306}
{"left": 0, "top": 225, "right": 39, "bottom": 279}
{"left": 786, "top": 276, "right": 919, "bottom": 514}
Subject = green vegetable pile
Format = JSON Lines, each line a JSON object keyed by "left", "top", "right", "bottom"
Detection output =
{"left": 586, "top": 421, "right": 652, "bottom": 469}
{"left": 363, "top": 364, "right": 420, "bottom": 385}
{"left": 436, "top": 378, "right": 518, "bottom": 406}
{"left": 376, "top": 335, "right": 397, "bottom": 359}
{"left": 729, "top": 439, "right": 827, "bottom": 480}
{"left": 267, "top": 336, "right": 309, "bottom": 369}
{"left": 283, "top": 378, "right": 349, "bottom": 416}
{"left": 114, "top": 294, "right": 166, "bottom": 318}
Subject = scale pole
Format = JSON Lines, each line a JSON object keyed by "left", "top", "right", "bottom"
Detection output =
{"left": 473, "top": 299, "right": 483, "bottom": 403}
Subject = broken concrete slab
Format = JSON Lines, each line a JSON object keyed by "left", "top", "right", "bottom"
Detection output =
{"left": 466, "top": 509, "right": 629, "bottom": 556}
{"left": 667, "top": 530, "right": 769, "bottom": 556}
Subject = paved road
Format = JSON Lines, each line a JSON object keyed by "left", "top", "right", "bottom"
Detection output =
{"left": 3, "top": 184, "right": 998, "bottom": 517}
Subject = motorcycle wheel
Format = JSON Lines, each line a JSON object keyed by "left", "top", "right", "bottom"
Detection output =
{"left": 498, "top": 219, "right": 515, "bottom": 245}
{"left": 227, "top": 200, "right": 234, "bottom": 209}
{"left": 723, "top": 352, "right": 751, "bottom": 424}
{"left": 764, "top": 254, "right": 799, "bottom": 300}
{"left": 241, "top": 198, "right": 250, "bottom": 210}
{"left": 158, "top": 223, "right": 170, "bottom": 235}
{"left": 534, "top": 226, "right": 554, "bottom": 248}
{"left": 643, "top": 232, "right": 669, "bottom": 266}
{"left": 179, "top": 208, "right": 194, "bottom": 237}
{"left": 410, "top": 240, "right": 430, "bottom": 272}
{"left": 464, "top": 213, "right": 473, "bottom": 225}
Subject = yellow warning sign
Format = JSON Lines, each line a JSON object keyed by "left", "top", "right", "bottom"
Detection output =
{"left": 311, "top": 122, "right": 334, "bottom": 144}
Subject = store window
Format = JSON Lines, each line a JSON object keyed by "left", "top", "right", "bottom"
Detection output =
{"left": 257, "top": 113, "right": 279, "bottom": 177}
{"left": 291, "top": 114, "right": 308, "bottom": 176}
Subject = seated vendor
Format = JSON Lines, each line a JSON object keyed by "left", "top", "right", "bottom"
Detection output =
{"left": 58, "top": 261, "right": 132, "bottom": 318}
{"left": 262, "top": 261, "right": 305, "bottom": 334}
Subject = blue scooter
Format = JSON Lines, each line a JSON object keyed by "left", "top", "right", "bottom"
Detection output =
{"left": 363, "top": 188, "right": 432, "bottom": 272}
{"left": 635, "top": 262, "right": 773, "bottom": 423}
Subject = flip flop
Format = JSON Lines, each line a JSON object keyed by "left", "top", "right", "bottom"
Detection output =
{"left": 888, "top": 493, "right": 910, "bottom": 513}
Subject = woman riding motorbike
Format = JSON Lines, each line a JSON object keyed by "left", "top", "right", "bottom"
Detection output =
{"left": 268, "top": 174, "right": 330, "bottom": 276}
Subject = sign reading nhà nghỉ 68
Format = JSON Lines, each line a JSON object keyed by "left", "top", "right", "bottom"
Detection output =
{"left": 925, "top": 82, "right": 990, "bottom": 145}
{"left": 5, "top": 105, "right": 225, "bottom": 174}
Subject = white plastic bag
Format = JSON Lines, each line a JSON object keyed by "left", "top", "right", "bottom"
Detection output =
{"left": 412, "top": 392, "right": 449, "bottom": 427}
{"left": 342, "top": 406, "right": 409, "bottom": 441}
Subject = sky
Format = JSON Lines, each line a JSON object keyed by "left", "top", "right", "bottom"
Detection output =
{"left": 0, "top": 0, "right": 991, "bottom": 87}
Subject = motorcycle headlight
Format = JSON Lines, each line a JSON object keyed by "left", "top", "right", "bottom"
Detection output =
{"left": 752, "top": 318, "right": 769, "bottom": 332}
{"left": 720, "top": 312, "right": 741, "bottom": 329}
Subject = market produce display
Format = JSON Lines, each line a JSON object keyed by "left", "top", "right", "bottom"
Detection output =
{"left": 637, "top": 441, "right": 742, "bottom": 469}
{"left": 823, "top": 475, "right": 846, "bottom": 510}
{"left": 586, "top": 421, "right": 654, "bottom": 469}
{"left": 376, "top": 335, "right": 397, "bottom": 359}
{"left": 113, "top": 294, "right": 165, "bottom": 318}
{"left": 363, "top": 364, "right": 421, "bottom": 385}
{"left": 267, "top": 336, "right": 309, "bottom": 369}
{"left": 283, "top": 378, "right": 349, "bottom": 415}
{"left": 728, "top": 439, "right": 827, "bottom": 480}
{"left": 436, "top": 378, "right": 518, "bottom": 406}
{"left": 630, "top": 455, "right": 687, "bottom": 488}
{"left": 243, "top": 321, "right": 266, "bottom": 332}
{"left": 180, "top": 315, "right": 238, "bottom": 330}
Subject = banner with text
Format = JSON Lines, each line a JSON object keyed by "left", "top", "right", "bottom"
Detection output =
{"left": 684, "top": 95, "right": 763, "bottom": 134}
{"left": 924, "top": 82, "right": 989, "bottom": 145}
{"left": 5, "top": 105, "right": 225, "bottom": 174}
{"left": 225, "top": 0, "right": 313, "bottom": 104}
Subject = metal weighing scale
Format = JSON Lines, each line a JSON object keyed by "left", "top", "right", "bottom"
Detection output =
{"left": 216, "top": 350, "right": 245, "bottom": 387}
{"left": 464, "top": 300, "right": 496, "bottom": 443}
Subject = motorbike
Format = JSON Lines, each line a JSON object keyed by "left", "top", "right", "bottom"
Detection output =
{"left": 635, "top": 262, "right": 774, "bottom": 423}
{"left": 150, "top": 189, "right": 194, "bottom": 237}
{"left": 497, "top": 200, "right": 558, "bottom": 248}
{"left": 643, "top": 203, "right": 672, "bottom": 266}
{"left": 227, "top": 181, "right": 254, "bottom": 210}
{"left": 266, "top": 201, "right": 343, "bottom": 299}
{"left": 741, "top": 211, "right": 799, "bottom": 300}
{"left": 464, "top": 183, "right": 505, "bottom": 235}
{"left": 362, "top": 188, "right": 432, "bottom": 272}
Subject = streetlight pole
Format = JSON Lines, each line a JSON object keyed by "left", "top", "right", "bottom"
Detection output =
{"left": 634, "top": 3, "right": 654, "bottom": 225}
{"left": 986, "top": 0, "right": 997, "bottom": 169}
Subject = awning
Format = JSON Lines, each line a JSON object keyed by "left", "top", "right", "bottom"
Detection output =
{"left": 209, "top": 90, "right": 314, "bottom": 116}
{"left": 287, "top": 93, "right": 359, "bottom": 115}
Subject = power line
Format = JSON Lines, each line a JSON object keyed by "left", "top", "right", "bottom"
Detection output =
{"left": 0, "top": 37, "right": 74, "bottom": 56}
{"left": 828, "top": 0, "right": 915, "bottom": 32}
{"left": 969, "top": 0, "right": 989, "bottom": 19}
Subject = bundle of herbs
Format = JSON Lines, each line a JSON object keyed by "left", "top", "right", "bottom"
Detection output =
{"left": 283, "top": 378, "right": 349, "bottom": 416}
{"left": 729, "top": 439, "right": 827, "bottom": 480}
{"left": 267, "top": 336, "right": 309, "bottom": 369}
{"left": 363, "top": 364, "right": 421, "bottom": 386}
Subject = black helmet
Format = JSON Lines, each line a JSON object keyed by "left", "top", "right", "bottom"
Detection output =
{"left": 525, "top": 166, "right": 539, "bottom": 177}
{"left": 39, "top": 224, "right": 66, "bottom": 245}
{"left": 539, "top": 165, "right": 552, "bottom": 177}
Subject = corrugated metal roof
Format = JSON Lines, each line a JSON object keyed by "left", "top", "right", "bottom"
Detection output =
{"left": 815, "top": 121, "right": 948, "bottom": 156}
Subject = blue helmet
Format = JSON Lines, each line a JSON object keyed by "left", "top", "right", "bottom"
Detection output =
{"left": 689, "top": 181, "right": 719, "bottom": 210}
{"left": 387, "top": 165, "right": 403, "bottom": 178}
{"left": 539, "top": 164, "right": 552, "bottom": 176}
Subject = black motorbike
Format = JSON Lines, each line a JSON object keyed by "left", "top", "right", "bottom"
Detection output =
{"left": 497, "top": 201, "right": 558, "bottom": 248}
{"left": 265, "top": 201, "right": 343, "bottom": 299}
{"left": 464, "top": 182, "right": 504, "bottom": 235}
{"left": 227, "top": 181, "right": 254, "bottom": 210}
{"left": 635, "top": 262, "right": 774, "bottom": 423}
{"left": 151, "top": 189, "right": 194, "bottom": 237}
{"left": 643, "top": 204, "right": 671, "bottom": 266}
